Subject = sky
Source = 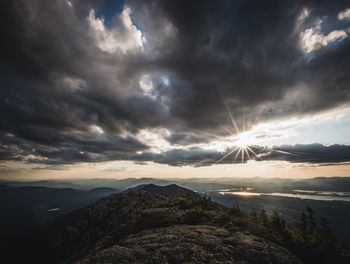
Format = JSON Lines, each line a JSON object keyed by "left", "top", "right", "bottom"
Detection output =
{"left": 1, "top": 0, "right": 350, "bottom": 180}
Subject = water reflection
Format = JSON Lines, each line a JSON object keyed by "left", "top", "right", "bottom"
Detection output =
{"left": 219, "top": 191, "right": 260, "bottom": 196}
{"left": 217, "top": 190, "right": 350, "bottom": 202}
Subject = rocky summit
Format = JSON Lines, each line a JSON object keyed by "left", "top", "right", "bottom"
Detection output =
{"left": 56, "top": 184, "right": 302, "bottom": 264}
{"left": 75, "top": 225, "right": 302, "bottom": 264}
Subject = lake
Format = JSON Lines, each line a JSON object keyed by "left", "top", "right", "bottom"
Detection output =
{"left": 217, "top": 189, "right": 350, "bottom": 202}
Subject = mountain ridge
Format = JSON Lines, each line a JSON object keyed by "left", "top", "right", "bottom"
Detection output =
{"left": 123, "top": 183, "right": 200, "bottom": 197}
{"left": 54, "top": 184, "right": 303, "bottom": 264}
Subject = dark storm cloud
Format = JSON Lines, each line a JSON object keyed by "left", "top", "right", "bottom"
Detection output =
{"left": 260, "top": 144, "right": 350, "bottom": 164}
{"left": 0, "top": 0, "right": 350, "bottom": 167}
{"left": 115, "top": 143, "right": 350, "bottom": 167}
{"left": 129, "top": 0, "right": 350, "bottom": 128}
{"left": 0, "top": 130, "right": 147, "bottom": 165}
{"left": 166, "top": 133, "right": 209, "bottom": 146}
{"left": 129, "top": 147, "right": 219, "bottom": 167}
{"left": 128, "top": 144, "right": 350, "bottom": 167}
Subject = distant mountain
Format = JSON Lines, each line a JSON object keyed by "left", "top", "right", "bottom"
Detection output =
{"left": 294, "top": 177, "right": 350, "bottom": 192}
{"left": 87, "top": 187, "right": 120, "bottom": 197}
{"left": 0, "top": 185, "right": 119, "bottom": 264}
{"left": 3, "top": 177, "right": 350, "bottom": 193}
{"left": 124, "top": 183, "right": 200, "bottom": 197}
{"left": 0, "top": 185, "right": 119, "bottom": 226}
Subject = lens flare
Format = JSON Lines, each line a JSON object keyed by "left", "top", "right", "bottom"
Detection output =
{"left": 178, "top": 95, "right": 299, "bottom": 165}
{"left": 214, "top": 103, "right": 260, "bottom": 164}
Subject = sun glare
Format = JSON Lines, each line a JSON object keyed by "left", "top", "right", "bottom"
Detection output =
{"left": 235, "top": 132, "right": 251, "bottom": 148}
{"left": 212, "top": 100, "right": 263, "bottom": 164}
{"left": 231, "top": 192, "right": 261, "bottom": 196}
{"left": 180, "top": 97, "right": 276, "bottom": 164}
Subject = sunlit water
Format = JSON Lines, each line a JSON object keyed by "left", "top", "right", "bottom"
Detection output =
{"left": 217, "top": 190, "right": 350, "bottom": 202}
{"left": 264, "top": 192, "right": 350, "bottom": 202}
{"left": 293, "top": 190, "right": 350, "bottom": 197}
{"left": 48, "top": 208, "right": 60, "bottom": 212}
{"left": 219, "top": 191, "right": 261, "bottom": 196}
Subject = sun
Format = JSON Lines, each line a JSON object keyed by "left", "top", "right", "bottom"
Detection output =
{"left": 179, "top": 96, "right": 295, "bottom": 165}
{"left": 179, "top": 97, "right": 261, "bottom": 164}
{"left": 213, "top": 100, "right": 260, "bottom": 164}
{"left": 215, "top": 139, "right": 258, "bottom": 164}
{"left": 235, "top": 132, "right": 251, "bottom": 148}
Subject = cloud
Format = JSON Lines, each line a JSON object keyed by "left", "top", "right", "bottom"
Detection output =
{"left": 260, "top": 144, "right": 350, "bottom": 164}
{"left": 166, "top": 133, "right": 209, "bottom": 146}
{"left": 88, "top": 7, "right": 146, "bottom": 54}
{"left": 300, "top": 19, "right": 348, "bottom": 53}
{"left": 129, "top": 144, "right": 350, "bottom": 167}
{"left": 0, "top": 0, "right": 350, "bottom": 169}
{"left": 338, "top": 8, "right": 350, "bottom": 21}
{"left": 128, "top": 147, "right": 218, "bottom": 167}
{"left": 2, "top": 122, "right": 350, "bottom": 167}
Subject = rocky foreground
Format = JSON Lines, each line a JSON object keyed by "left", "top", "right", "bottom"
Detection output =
{"left": 53, "top": 185, "right": 304, "bottom": 264}
{"left": 75, "top": 225, "right": 302, "bottom": 264}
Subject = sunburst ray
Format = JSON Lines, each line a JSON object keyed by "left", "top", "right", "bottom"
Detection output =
{"left": 174, "top": 125, "right": 232, "bottom": 143}
{"left": 215, "top": 146, "right": 239, "bottom": 164}
{"left": 176, "top": 95, "right": 271, "bottom": 165}
{"left": 222, "top": 98, "right": 240, "bottom": 134}
{"left": 233, "top": 148, "right": 241, "bottom": 162}
{"left": 245, "top": 147, "right": 251, "bottom": 160}
{"left": 241, "top": 147, "right": 245, "bottom": 162}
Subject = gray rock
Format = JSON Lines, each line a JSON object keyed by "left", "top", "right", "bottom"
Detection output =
{"left": 75, "top": 225, "right": 302, "bottom": 264}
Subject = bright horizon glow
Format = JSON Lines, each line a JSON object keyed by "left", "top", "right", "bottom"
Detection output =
{"left": 2, "top": 159, "right": 350, "bottom": 180}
